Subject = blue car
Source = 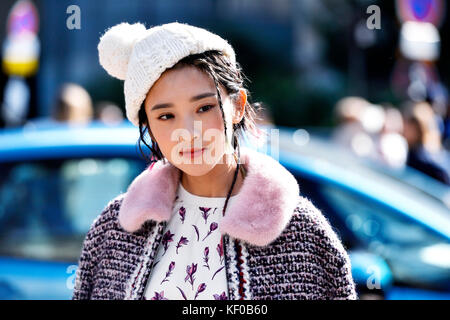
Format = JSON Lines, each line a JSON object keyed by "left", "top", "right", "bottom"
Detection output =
{"left": 0, "top": 122, "right": 449, "bottom": 300}
{"left": 272, "top": 126, "right": 450, "bottom": 300}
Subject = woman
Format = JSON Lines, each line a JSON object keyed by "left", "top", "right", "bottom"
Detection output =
{"left": 72, "top": 21, "right": 357, "bottom": 300}
{"left": 403, "top": 102, "right": 450, "bottom": 185}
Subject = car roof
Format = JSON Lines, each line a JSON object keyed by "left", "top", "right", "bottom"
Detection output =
{"left": 0, "top": 121, "right": 142, "bottom": 161}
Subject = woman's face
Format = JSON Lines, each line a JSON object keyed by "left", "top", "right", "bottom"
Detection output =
{"left": 144, "top": 65, "right": 243, "bottom": 176}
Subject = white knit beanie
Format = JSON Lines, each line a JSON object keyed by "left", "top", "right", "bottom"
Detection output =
{"left": 98, "top": 21, "right": 237, "bottom": 127}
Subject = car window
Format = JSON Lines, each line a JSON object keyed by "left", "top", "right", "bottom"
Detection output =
{"left": 321, "top": 184, "right": 442, "bottom": 245}
{"left": 0, "top": 158, "right": 145, "bottom": 262}
{"left": 319, "top": 183, "right": 450, "bottom": 290}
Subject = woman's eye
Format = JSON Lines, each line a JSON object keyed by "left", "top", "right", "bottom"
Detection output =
{"left": 158, "top": 114, "right": 173, "bottom": 120}
{"left": 157, "top": 105, "right": 215, "bottom": 121}
{"left": 199, "top": 105, "right": 215, "bottom": 113}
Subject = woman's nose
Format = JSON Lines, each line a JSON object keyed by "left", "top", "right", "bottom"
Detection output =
{"left": 178, "top": 118, "right": 202, "bottom": 145}
{"left": 183, "top": 118, "right": 202, "bottom": 142}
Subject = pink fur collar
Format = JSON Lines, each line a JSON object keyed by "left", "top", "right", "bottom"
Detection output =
{"left": 118, "top": 147, "right": 300, "bottom": 246}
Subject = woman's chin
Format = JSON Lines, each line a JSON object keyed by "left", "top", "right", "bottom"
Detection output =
{"left": 176, "top": 162, "right": 217, "bottom": 177}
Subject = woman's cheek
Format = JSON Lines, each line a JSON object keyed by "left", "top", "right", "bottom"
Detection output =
{"left": 151, "top": 124, "right": 173, "bottom": 157}
{"left": 203, "top": 126, "right": 226, "bottom": 161}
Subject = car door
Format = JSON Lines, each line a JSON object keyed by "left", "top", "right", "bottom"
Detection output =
{"left": 294, "top": 174, "right": 450, "bottom": 300}
{"left": 0, "top": 156, "right": 145, "bottom": 299}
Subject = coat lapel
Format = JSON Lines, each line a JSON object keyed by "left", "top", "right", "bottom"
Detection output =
{"left": 118, "top": 147, "right": 300, "bottom": 246}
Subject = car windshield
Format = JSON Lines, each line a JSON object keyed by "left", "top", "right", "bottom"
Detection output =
{"left": 0, "top": 157, "right": 145, "bottom": 262}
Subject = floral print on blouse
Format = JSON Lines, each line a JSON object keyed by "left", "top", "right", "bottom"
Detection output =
{"left": 143, "top": 182, "right": 238, "bottom": 300}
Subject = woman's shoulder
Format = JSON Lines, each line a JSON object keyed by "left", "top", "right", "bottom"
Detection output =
{"left": 247, "top": 195, "right": 357, "bottom": 299}
{"left": 286, "top": 195, "right": 350, "bottom": 261}
{"left": 293, "top": 196, "right": 357, "bottom": 299}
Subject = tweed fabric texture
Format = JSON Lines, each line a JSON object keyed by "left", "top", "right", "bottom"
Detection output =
{"left": 72, "top": 194, "right": 357, "bottom": 300}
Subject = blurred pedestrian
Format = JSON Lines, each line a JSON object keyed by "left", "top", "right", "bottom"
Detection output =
{"left": 333, "top": 97, "right": 385, "bottom": 160}
{"left": 402, "top": 101, "right": 450, "bottom": 185}
{"left": 94, "top": 101, "right": 124, "bottom": 125}
{"left": 332, "top": 96, "right": 374, "bottom": 157}
{"left": 24, "top": 82, "right": 93, "bottom": 129}
{"left": 51, "top": 83, "right": 93, "bottom": 125}
{"left": 376, "top": 106, "right": 408, "bottom": 168}
{"left": 444, "top": 102, "right": 450, "bottom": 149}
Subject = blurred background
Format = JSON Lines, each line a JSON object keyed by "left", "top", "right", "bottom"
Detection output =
{"left": 0, "top": 0, "right": 449, "bottom": 300}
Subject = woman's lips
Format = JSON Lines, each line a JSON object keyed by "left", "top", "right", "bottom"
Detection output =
{"left": 180, "top": 147, "right": 206, "bottom": 158}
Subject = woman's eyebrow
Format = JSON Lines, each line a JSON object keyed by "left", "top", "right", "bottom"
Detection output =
{"left": 150, "top": 92, "right": 216, "bottom": 111}
{"left": 190, "top": 92, "right": 216, "bottom": 102}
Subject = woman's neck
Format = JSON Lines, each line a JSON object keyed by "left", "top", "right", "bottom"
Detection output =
{"left": 180, "top": 154, "right": 245, "bottom": 198}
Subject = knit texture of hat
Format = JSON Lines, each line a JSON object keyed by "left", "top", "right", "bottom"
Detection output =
{"left": 98, "top": 21, "right": 237, "bottom": 126}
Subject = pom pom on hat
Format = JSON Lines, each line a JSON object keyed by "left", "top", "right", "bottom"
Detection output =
{"left": 98, "top": 22, "right": 147, "bottom": 80}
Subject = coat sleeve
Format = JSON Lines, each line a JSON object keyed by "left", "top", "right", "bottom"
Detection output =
{"left": 295, "top": 196, "right": 358, "bottom": 300}
{"left": 71, "top": 197, "right": 119, "bottom": 300}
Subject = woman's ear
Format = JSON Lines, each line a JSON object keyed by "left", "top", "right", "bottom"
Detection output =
{"left": 233, "top": 89, "right": 247, "bottom": 124}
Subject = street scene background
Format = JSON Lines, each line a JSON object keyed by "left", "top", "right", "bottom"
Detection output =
{"left": 0, "top": 0, "right": 449, "bottom": 300}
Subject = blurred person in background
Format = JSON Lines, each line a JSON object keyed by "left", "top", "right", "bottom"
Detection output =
{"left": 333, "top": 97, "right": 407, "bottom": 167}
{"left": 376, "top": 105, "right": 408, "bottom": 169}
{"left": 333, "top": 97, "right": 408, "bottom": 169}
{"left": 24, "top": 82, "right": 94, "bottom": 129}
{"left": 51, "top": 83, "right": 93, "bottom": 125}
{"left": 444, "top": 102, "right": 450, "bottom": 149}
{"left": 94, "top": 101, "right": 124, "bottom": 126}
{"left": 332, "top": 96, "right": 408, "bottom": 168}
{"left": 402, "top": 101, "right": 450, "bottom": 185}
{"left": 332, "top": 96, "right": 377, "bottom": 158}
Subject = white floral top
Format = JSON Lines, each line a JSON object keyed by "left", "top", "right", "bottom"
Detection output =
{"left": 143, "top": 181, "right": 238, "bottom": 300}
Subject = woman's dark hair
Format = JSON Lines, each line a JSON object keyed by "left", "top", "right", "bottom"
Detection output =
{"left": 137, "top": 50, "right": 266, "bottom": 164}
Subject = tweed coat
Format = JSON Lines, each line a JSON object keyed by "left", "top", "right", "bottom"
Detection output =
{"left": 72, "top": 147, "right": 357, "bottom": 300}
